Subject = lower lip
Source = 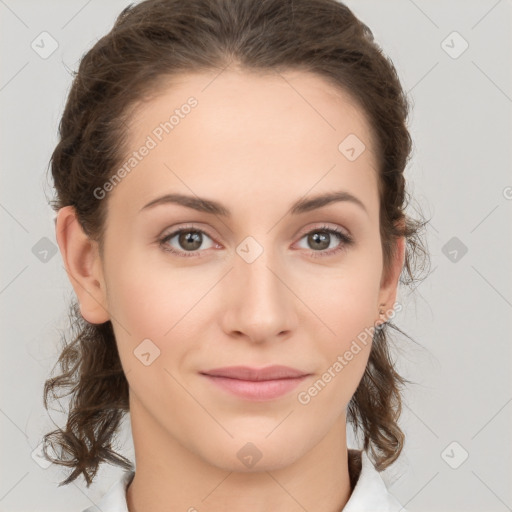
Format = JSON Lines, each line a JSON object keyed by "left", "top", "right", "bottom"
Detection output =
{"left": 201, "top": 374, "right": 309, "bottom": 401}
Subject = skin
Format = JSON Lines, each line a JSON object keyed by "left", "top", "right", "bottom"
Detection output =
{"left": 56, "top": 68, "right": 405, "bottom": 512}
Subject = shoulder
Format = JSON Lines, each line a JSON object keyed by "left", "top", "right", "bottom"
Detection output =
{"left": 343, "top": 449, "right": 406, "bottom": 512}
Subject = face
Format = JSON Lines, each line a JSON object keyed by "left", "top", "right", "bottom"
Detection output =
{"left": 60, "top": 69, "right": 404, "bottom": 473}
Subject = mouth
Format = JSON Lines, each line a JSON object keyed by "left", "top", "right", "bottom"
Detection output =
{"left": 199, "top": 365, "right": 311, "bottom": 401}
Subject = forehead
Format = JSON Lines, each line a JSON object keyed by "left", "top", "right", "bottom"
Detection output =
{"left": 128, "top": 68, "right": 376, "bottom": 156}
{"left": 109, "top": 69, "right": 379, "bottom": 223}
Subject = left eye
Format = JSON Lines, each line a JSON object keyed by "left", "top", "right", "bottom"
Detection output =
{"left": 295, "top": 226, "right": 353, "bottom": 257}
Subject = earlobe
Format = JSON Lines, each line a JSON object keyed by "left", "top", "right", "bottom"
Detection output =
{"left": 55, "top": 206, "right": 110, "bottom": 324}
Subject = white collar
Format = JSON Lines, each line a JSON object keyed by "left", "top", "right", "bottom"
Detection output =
{"left": 81, "top": 450, "right": 405, "bottom": 512}
{"left": 343, "top": 450, "right": 405, "bottom": 511}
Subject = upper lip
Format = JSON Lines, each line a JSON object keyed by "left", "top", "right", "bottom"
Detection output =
{"left": 200, "top": 365, "right": 310, "bottom": 381}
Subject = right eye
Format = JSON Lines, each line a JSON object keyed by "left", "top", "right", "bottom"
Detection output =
{"left": 158, "top": 226, "right": 219, "bottom": 258}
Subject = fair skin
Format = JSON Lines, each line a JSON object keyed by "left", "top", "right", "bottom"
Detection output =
{"left": 56, "top": 68, "right": 405, "bottom": 512}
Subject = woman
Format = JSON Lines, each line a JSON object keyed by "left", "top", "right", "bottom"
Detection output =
{"left": 42, "top": 0, "right": 430, "bottom": 510}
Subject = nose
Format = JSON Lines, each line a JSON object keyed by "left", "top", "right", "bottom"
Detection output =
{"left": 220, "top": 241, "right": 298, "bottom": 344}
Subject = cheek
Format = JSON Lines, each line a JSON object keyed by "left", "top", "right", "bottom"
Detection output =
{"left": 104, "top": 248, "right": 194, "bottom": 335}
{"left": 297, "top": 256, "right": 381, "bottom": 403}
{"left": 298, "top": 287, "right": 375, "bottom": 420}
{"left": 104, "top": 250, "right": 213, "bottom": 375}
{"left": 302, "top": 253, "right": 382, "bottom": 337}
{"left": 105, "top": 260, "right": 193, "bottom": 406}
{"left": 319, "top": 285, "right": 374, "bottom": 399}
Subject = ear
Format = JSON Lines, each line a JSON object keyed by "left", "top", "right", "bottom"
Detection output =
{"left": 377, "top": 232, "right": 406, "bottom": 320}
{"left": 55, "top": 206, "right": 110, "bottom": 324}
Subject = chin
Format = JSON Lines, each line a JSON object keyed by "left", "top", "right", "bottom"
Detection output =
{"left": 198, "top": 435, "right": 306, "bottom": 474}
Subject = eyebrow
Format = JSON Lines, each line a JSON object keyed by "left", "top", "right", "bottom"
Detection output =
{"left": 139, "top": 190, "right": 368, "bottom": 217}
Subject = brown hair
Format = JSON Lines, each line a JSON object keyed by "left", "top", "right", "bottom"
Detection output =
{"left": 42, "top": 0, "right": 431, "bottom": 487}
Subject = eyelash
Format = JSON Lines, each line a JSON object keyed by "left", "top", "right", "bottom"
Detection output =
{"left": 158, "top": 224, "right": 354, "bottom": 259}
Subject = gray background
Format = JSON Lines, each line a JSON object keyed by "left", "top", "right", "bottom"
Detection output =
{"left": 1, "top": 0, "right": 511, "bottom": 511}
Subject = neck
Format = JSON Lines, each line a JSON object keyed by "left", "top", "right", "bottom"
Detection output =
{"left": 126, "top": 394, "right": 353, "bottom": 512}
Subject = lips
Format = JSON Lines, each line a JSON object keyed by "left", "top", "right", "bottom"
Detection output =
{"left": 199, "top": 365, "right": 311, "bottom": 401}
{"left": 200, "top": 365, "right": 309, "bottom": 381}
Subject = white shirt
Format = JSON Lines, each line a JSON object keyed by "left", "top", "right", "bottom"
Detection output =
{"left": 81, "top": 450, "right": 405, "bottom": 512}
